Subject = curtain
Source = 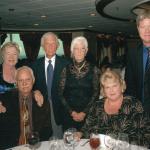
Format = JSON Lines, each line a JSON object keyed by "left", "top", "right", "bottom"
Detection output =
{"left": 0, "top": 33, "right": 7, "bottom": 45}
{"left": 59, "top": 33, "right": 72, "bottom": 58}
{"left": 20, "top": 33, "right": 42, "bottom": 62}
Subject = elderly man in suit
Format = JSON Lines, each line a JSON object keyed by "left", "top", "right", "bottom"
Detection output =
{"left": 125, "top": 10, "right": 150, "bottom": 114}
{"left": 31, "top": 32, "right": 70, "bottom": 138}
{"left": 0, "top": 66, "right": 52, "bottom": 149}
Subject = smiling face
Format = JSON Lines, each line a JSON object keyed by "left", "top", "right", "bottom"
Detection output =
{"left": 42, "top": 34, "right": 58, "bottom": 59}
{"left": 16, "top": 69, "right": 34, "bottom": 97}
{"left": 137, "top": 18, "right": 150, "bottom": 47}
{"left": 103, "top": 78, "right": 123, "bottom": 102}
{"left": 3, "top": 46, "right": 19, "bottom": 67}
{"left": 72, "top": 41, "right": 87, "bottom": 62}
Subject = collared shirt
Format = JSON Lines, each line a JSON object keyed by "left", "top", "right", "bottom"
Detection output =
{"left": 45, "top": 55, "right": 56, "bottom": 82}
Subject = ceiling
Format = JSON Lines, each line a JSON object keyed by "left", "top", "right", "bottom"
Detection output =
{"left": 0, "top": 0, "right": 149, "bottom": 36}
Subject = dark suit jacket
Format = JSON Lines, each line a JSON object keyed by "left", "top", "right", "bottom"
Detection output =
{"left": 31, "top": 55, "right": 70, "bottom": 125}
{"left": 125, "top": 43, "right": 150, "bottom": 114}
{"left": 0, "top": 89, "right": 52, "bottom": 149}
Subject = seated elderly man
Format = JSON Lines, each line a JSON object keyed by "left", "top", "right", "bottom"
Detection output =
{"left": 0, "top": 66, "right": 52, "bottom": 149}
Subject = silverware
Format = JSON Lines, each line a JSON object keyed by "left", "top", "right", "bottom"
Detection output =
{"left": 80, "top": 140, "right": 89, "bottom": 146}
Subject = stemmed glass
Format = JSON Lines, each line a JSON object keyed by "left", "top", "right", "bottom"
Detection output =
{"left": 116, "top": 133, "right": 129, "bottom": 150}
{"left": 27, "top": 131, "right": 40, "bottom": 150}
{"left": 63, "top": 128, "right": 78, "bottom": 150}
{"left": 89, "top": 133, "right": 100, "bottom": 150}
{"left": 104, "top": 133, "right": 117, "bottom": 150}
{"left": 49, "top": 136, "right": 62, "bottom": 150}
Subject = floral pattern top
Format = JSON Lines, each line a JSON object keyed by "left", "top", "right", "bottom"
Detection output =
{"left": 81, "top": 96, "right": 150, "bottom": 147}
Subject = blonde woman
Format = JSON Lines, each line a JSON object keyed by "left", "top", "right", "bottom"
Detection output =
{"left": 0, "top": 42, "right": 20, "bottom": 93}
{"left": 78, "top": 69, "right": 149, "bottom": 147}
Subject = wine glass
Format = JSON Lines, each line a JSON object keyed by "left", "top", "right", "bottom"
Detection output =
{"left": 27, "top": 131, "right": 40, "bottom": 150}
{"left": 104, "top": 133, "right": 117, "bottom": 150}
{"left": 63, "top": 128, "right": 78, "bottom": 150}
{"left": 116, "top": 133, "right": 129, "bottom": 150}
{"left": 49, "top": 136, "right": 63, "bottom": 150}
{"left": 89, "top": 133, "right": 100, "bottom": 150}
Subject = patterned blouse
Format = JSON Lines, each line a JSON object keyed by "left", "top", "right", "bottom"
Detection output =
{"left": 58, "top": 60, "right": 100, "bottom": 130}
{"left": 81, "top": 96, "right": 150, "bottom": 147}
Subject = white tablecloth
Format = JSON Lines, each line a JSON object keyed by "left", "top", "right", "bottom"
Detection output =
{"left": 8, "top": 134, "right": 149, "bottom": 150}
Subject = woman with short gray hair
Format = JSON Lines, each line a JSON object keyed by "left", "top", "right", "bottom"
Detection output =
{"left": 58, "top": 36, "right": 100, "bottom": 131}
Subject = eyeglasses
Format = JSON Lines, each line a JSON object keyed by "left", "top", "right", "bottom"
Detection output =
{"left": 17, "top": 78, "right": 32, "bottom": 84}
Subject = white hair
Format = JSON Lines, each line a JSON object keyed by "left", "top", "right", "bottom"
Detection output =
{"left": 70, "top": 36, "right": 88, "bottom": 57}
{"left": 40, "top": 32, "right": 59, "bottom": 47}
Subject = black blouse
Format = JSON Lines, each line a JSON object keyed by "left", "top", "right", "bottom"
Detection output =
{"left": 59, "top": 60, "right": 100, "bottom": 114}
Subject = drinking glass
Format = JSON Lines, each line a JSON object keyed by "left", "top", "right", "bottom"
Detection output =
{"left": 116, "top": 133, "right": 129, "bottom": 150}
{"left": 63, "top": 128, "right": 78, "bottom": 150}
{"left": 27, "top": 131, "right": 40, "bottom": 150}
{"left": 49, "top": 136, "right": 63, "bottom": 150}
{"left": 104, "top": 133, "right": 117, "bottom": 150}
{"left": 89, "top": 133, "right": 100, "bottom": 150}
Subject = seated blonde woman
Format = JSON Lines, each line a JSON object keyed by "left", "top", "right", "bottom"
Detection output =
{"left": 78, "top": 69, "right": 150, "bottom": 147}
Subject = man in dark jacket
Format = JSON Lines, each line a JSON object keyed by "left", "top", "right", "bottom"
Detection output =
{"left": 0, "top": 66, "right": 51, "bottom": 149}
{"left": 125, "top": 10, "right": 150, "bottom": 114}
{"left": 31, "top": 32, "right": 70, "bottom": 138}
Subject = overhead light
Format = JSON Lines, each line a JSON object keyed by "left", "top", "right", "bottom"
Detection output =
{"left": 34, "top": 23, "right": 39, "bottom": 26}
{"left": 88, "top": 25, "right": 93, "bottom": 28}
{"left": 41, "top": 15, "right": 47, "bottom": 18}
{"left": 90, "top": 12, "right": 96, "bottom": 16}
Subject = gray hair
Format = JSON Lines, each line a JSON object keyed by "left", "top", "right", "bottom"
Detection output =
{"left": 40, "top": 32, "right": 59, "bottom": 47}
{"left": 136, "top": 10, "right": 150, "bottom": 26}
{"left": 70, "top": 36, "right": 88, "bottom": 57}
{"left": 15, "top": 66, "right": 35, "bottom": 83}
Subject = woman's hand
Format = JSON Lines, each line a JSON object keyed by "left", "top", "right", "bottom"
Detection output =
{"left": 34, "top": 90, "right": 43, "bottom": 107}
{"left": 0, "top": 101, "right": 6, "bottom": 113}
{"left": 75, "top": 132, "right": 83, "bottom": 140}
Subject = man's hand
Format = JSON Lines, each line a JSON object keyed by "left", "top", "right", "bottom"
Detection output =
{"left": 0, "top": 101, "right": 6, "bottom": 113}
{"left": 34, "top": 90, "right": 44, "bottom": 107}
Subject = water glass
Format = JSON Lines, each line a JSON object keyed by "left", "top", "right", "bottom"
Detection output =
{"left": 116, "top": 133, "right": 129, "bottom": 150}
{"left": 49, "top": 137, "right": 62, "bottom": 150}
{"left": 63, "top": 128, "right": 78, "bottom": 150}
{"left": 104, "top": 133, "right": 117, "bottom": 150}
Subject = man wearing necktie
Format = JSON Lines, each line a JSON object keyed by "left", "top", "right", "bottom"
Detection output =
{"left": 31, "top": 32, "right": 70, "bottom": 138}
{"left": 0, "top": 66, "right": 51, "bottom": 149}
{"left": 125, "top": 10, "right": 150, "bottom": 115}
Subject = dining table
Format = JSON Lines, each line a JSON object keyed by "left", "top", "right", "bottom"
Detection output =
{"left": 7, "top": 134, "right": 149, "bottom": 150}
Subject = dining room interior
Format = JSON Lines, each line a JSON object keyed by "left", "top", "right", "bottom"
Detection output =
{"left": 0, "top": 0, "right": 149, "bottom": 68}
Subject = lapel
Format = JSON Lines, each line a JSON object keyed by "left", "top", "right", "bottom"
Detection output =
{"left": 39, "top": 57, "right": 47, "bottom": 89}
{"left": 137, "top": 44, "right": 144, "bottom": 80}
{"left": 52, "top": 56, "right": 61, "bottom": 89}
